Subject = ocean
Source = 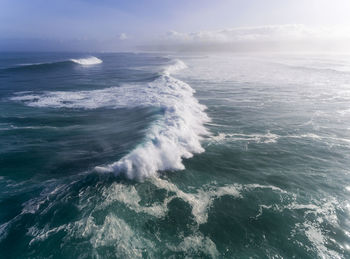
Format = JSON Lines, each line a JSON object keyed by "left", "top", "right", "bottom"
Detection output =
{"left": 0, "top": 52, "right": 350, "bottom": 258}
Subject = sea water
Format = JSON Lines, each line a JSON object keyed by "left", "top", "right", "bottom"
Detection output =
{"left": 0, "top": 52, "right": 350, "bottom": 258}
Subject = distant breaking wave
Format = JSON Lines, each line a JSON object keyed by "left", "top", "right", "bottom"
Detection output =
{"left": 11, "top": 59, "right": 210, "bottom": 180}
{"left": 70, "top": 56, "right": 103, "bottom": 65}
{"left": 5, "top": 56, "right": 102, "bottom": 70}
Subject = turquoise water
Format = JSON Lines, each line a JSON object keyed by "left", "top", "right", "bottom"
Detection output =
{"left": 0, "top": 53, "right": 350, "bottom": 258}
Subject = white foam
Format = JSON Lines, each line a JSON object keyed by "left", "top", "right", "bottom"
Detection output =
{"left": 11, "top": 59, "right": 209, "bottom": 180}
{"left": 244, "top": 183, "right": 287, "bottom": 194}
{"left": 98, "top": 177, "right": 242, "bottom": 225}
{"left": 81, "top": 214, "right": 153, "bottom": 257}
{"left": 303, "top": 222, "right": 342, "bottom": 259}
{"left": 21, "top": 177, "right": 236, "bottom": 257}
{"left": 98, "top": 177, "right": 241, "bottom": 225}
{"left": 210, "top": 131, "right": 279, "bottom": 144}
{"left": 100, "top": 183, "right": 167, "bottom": 218}
{"left": 28, "top": 224, "right": 69, "bottom": 246}
{"left": 256, "top": 196, "right": 341, "bottom": 258}
{"left": 90, "top": 176, "right": 241, "bottom": 226}
{"left": 210, "top": 131, "right": 350, "bottom": 147}
{"left": 70, "top": 56, "right": 102, "bottom": 65}
{"left": 28, "top": 214, "right": 155, "bottom": 257}
{"left": 151, "top": 178, "right": 241, "bottom": 224}
{"left": 167, "top": 234, "right": 219, "bottom": 258}
{"left": 163, "top": 59, "right": 188, "bottom": 75}
{"left": 0, "top": 222, "right": 10, "bottom": 242}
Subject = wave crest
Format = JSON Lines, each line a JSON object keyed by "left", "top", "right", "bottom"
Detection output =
{"left": 95, "top": 73, "right": 210, "bottom": 179}
{"left": 163, "top": 59, "right": 188, "bottom": 75}
{"left": 70, "top": 56, "right": 103, "bottom": 65}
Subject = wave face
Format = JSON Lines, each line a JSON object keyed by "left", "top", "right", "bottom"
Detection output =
{"left": 11, "top": 59, "right": 209, "bottom": 180}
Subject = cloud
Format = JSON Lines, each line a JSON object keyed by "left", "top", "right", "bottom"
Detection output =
{"left": 143, "top": 24, "right": 350, "bottom": 52}
{"left": 119, "top": 33, "right": 128, "bottom": 40}
{"left": 164, "top": 25, "right": 350, "bottom": 42}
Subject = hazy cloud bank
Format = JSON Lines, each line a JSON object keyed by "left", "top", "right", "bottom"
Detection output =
{"left": 143, "top": 24, "right": 350, "bottom": 53}
{"left": 2, "top": 24, "right": 350, "bottom": 53}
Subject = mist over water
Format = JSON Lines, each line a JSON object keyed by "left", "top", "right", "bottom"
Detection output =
{"left": 1, "top": 52, "right": 350, "bottom": 258}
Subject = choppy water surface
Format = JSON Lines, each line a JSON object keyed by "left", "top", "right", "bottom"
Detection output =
{"left": 0, "top": 52, "right": 350, "bottom": 258}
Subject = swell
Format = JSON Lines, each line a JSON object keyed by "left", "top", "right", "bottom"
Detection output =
{"left": 3, "top": 56, "right": 102, "bottom": 71}
{"left": 11, "top": 59, "right": 210, "bottom": 180}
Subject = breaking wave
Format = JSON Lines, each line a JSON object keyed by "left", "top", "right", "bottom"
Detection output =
{"left": 4, "top": 56, "right": 102, "bottom": 70}
{"left": 11, "top": 59, "right": 209, "bottom": 180}
{"left": 70, "top": 56, "right": 103, "bottom": 65}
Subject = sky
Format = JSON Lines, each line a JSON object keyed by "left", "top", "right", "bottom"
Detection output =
{"left": 1, "top": 0, "right": 350, "bottom": 52}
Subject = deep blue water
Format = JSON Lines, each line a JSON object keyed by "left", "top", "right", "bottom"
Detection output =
{"left": 1, "top": 52, "right": 350, "bottom": 258}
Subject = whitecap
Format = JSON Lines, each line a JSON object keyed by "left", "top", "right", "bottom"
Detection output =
{"left": 70, "top": 56, "right": 102, "bottom": 65}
